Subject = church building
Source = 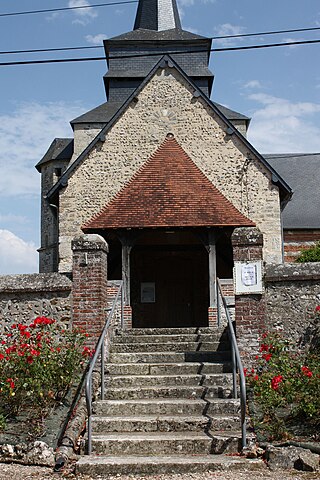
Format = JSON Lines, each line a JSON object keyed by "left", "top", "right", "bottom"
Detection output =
{"left": 36, "top": 0, "right": 293, "bottom": 328}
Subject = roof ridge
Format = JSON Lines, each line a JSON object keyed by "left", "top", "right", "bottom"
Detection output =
{"left": 265, "top": 153, "right": 320, "bottom": 158}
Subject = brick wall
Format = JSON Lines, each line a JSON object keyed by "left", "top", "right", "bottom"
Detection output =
{"left": 232, "top": 227, "right": 266, "bottom": 366}
{"left": 71, "top": 234, "right": 109, "bottom": 342}
{"left": 283, "top": 229, "right": 320, "bottom": 263}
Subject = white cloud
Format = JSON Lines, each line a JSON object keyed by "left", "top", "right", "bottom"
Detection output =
{"left": 213, "top": 23, "right": 246, "bottom": 46}
{"left": 85, "top": 33, "right": 107, "bottom": 45}
{"left": 68, "top": 0, "right": 97, "bottom": 25}
{"left": 243, "top": 80, "right": 263, "bottom": 89}
{"left": 178, "top": 0, "right": 215, "bottom": 6}
{"left": 247, "top": 93, "right": 320, "bottom": 153}
{"left": 177, "top": 0, "right": 215, "bottom": 17}
{"left": 282, "top": 37, "right": 306, "bottom": 53}
{"left": 0, "top": 214, "right": 29, "bottom": 225}
{"left": 0, "top": 229, "right": 38, "bottom": 274}
{"left": 0, "top": 101, "right": 85, "bottom": 197}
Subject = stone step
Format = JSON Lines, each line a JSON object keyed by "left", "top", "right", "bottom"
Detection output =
{"left": 111, "top": 341, "right": 230, "bottom": 353}
{"left": 105, "top": 373, "right": 233, "bottom": 388}
{"left": 76, "top": 454, "right": 265, "bottom": 477}
{"left": 93, "top": 398, "right": 240, "bottom": 417}
{"left": 92, "top": 415, "right": 207, "bottom": 433}
{"left": 91, "top": 431, "right": 246, "bottom": 456}
{"left": 106, "top": 361, "right": 233, "bottom": 376}
{"left": 91, "top": 431, "right": 213, "bottom": 455}
{"left": 114, "top": 333, "right": 229, "bottom": 344}
{"left": 104, "top": 385, "right": 235, "bottom": 400}
{"left": 116, "top": 327, "right": 220, "bottom": 336}
{"left": 92, "top": 414, "right": 241, "bottom": 434}
{"left": 109, "top": 351, "right": 231, "bottom": 364}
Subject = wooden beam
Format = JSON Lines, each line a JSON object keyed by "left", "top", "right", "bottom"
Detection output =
{"left": 118, "top": 232, "right": 139, "bottom": 306}
{"left": 207, "top": 230, "right": 217, "bottom": 308}
{"left": 122, "top": 244, "right": 132, "bottom": 305}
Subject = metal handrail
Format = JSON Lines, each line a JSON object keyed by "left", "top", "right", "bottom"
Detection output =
{"left": 217, "top": 278, "right": 247, "bottom": 449}
{"left": 85, "top": 281, "right": 123, "bottom": 455}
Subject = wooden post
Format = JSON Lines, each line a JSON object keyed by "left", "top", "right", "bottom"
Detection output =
{"left": 205, "top": 230, "right": 218, "bottom": 326}
{"left": 119, "top": 233, "right": 137, "bottom": 329}
{"left": 122, "top": 243, "right": 132, "bottom": 305}
{"left": 208, "top": 230, "right": 217, "bottom": 308}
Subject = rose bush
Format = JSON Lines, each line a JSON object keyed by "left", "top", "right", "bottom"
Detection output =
{"left": 0, "top": 317, "right": 93, "bottom": 425}
{"left": 246, "top": 310, "right": 320, "bottom": 440}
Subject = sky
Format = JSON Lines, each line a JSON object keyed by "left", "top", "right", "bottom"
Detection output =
{"left": 0, "top": 0, "right": 320, "bottom": 274}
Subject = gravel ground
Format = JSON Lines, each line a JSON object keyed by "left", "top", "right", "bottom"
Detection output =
{"left": 0, "top": 463, "right": 319, "bottom": 480}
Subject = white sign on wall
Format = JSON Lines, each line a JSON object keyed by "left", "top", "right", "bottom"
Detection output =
{"left": 234, "top": 261, "right": 263, "bottom": 294}
{"left": 141, "top": 282, "right": 156, "bottom": 303}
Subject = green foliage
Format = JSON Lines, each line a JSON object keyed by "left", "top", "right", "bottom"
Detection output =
{"left": 296, "top": 242, "right": 320, "bottom": 262}
{"left": 246, "top": 312, "right": 320, "bottom": 440}
{"left": 0, "top": 317, "right": 93, "bottom": 428}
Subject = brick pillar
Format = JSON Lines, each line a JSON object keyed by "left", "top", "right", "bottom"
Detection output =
{"left": 123, "top": 305, "right": 133, "bottom": 329}
{"left": 231, "top": 227, "right": 266, "bottom": 365}
{"left": 208, "top": 307, "right": 218, "bottom": 327}
{"left": 71, "top": 234, "right": 108, "bottom": 343}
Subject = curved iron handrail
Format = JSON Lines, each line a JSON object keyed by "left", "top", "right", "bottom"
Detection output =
{"left": 85, "top": 281, "right": 123, "bottom": 455}
{"left": 217, "top": 278, "right": 247, "bottom": 449}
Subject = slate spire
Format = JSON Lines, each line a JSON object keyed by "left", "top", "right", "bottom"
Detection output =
{"left": 134, "top": 0, "right": 182, "bottom": 31}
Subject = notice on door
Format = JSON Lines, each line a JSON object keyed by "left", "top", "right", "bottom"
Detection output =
{"left": 141, "top": 282, "right": 156, "bottom": 303}
{"left": 234, "top": 261, "right": 263, "bottom": 294}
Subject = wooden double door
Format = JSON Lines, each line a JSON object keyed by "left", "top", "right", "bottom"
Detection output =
{"left": 131, "top": 246, "right": 209, "bottom": 328}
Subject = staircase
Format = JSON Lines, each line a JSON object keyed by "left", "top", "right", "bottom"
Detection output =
{"left": 77, "top": 327, "right": 263, "bottom": 476}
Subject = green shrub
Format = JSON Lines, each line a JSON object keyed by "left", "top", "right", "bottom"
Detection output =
{"left": 0, "top": 317, "right": 93, "bottom": 428}
{"left": 296, "top": 242, "right": 320, "bottom": 262}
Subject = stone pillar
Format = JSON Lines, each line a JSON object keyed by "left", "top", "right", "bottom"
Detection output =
{"left": 71, "top": 234, "right": 108, "bottom": 343}
{"left": 231, "top": 227, "right": 266, "bottom": 365}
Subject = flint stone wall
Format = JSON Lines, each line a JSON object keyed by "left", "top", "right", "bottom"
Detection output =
{"left": 265, "top": 262, "right": 320, "bottom": 345}
{"left": 58, "top": 66, "right": 282, "bottom": 271}
{"left": 0, "top": 273, "right": 72, "bottom": 330}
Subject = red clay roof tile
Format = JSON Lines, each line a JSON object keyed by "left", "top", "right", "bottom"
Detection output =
{"left": 83, "top": 135, "right": 255, "bottom": 230}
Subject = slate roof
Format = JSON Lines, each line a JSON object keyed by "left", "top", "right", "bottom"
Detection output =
{"left": 83, "top": 135, "right": 255, "bottom": 230}
{"left": 71, "top": 102, "right": 122, "bottom": 125}
{"left": 104, "top": 65, "right": 213, "bottom": 79}
{"left": 110, "top": 0, "right": 205, "bottom": 41}
{"left": 71, "top": 100, "right": 248, "bottom": 125}
{"left": 265, "top": 153, "right": 320, "bottom": 229}
{"left": 36, "top": 138, "right": 73, "bottom": 171}
{"left": 134, "top": 0, "right": 181, "bottom": 31}
{"left": 48, "top": 55, "right": 291, "bottom": 203}
{"left": 110, "top": 28, "right": 206, "bottom": 41}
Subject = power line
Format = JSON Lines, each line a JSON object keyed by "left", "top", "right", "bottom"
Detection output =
{"left": 0, "top": 38, "right": 319, "bottom": 67}
{"left": 212, "top": 25, "right": 320, "bottom": 40}
{"left": 0, "top": 45, "right": 100, "bottom": 56}
{"left": 0, "top": 1, "right": 138, "bottom": 18}
{"left": 1, "top": 25, "right": 320, "bottom": 56}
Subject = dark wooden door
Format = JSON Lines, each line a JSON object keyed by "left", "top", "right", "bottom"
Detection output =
{"left": 131, "top": 247, "right": 208, "bottom": 328}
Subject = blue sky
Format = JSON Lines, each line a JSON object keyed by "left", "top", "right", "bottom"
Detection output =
{"left": 0, "top": 0, "right": 320, "bottom": 274}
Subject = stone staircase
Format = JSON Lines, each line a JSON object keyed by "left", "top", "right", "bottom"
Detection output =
{"left": 77, "top": 327, "right": 263, "bottom": 476}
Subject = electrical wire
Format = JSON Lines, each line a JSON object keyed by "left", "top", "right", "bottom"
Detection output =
{"left": 0, "top": 25, "right": 319, "bottom": 56}
{"left": 0, "top": 38, "right": 319, "bottom": 67}
{"left": 0, "top": 1, "right": 138, "bottom": 18}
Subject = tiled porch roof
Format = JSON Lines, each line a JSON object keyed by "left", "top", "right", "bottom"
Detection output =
{"left": 83, "top": 135, "right": 255, "bottom": 230}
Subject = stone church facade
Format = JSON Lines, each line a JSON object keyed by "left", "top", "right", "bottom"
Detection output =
{"left": 36, "top": 0, "right": 292, "bottom": 328}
